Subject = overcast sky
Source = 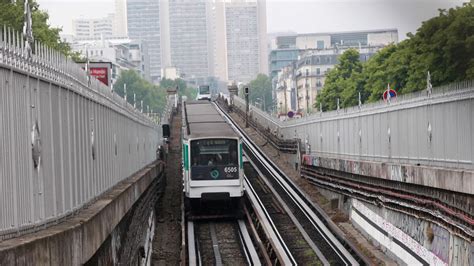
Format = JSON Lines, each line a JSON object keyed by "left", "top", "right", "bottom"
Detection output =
{"left": 37, "top": 0, "right": 467, "bottom": 40}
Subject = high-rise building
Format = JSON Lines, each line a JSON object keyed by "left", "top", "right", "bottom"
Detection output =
{"left": 127, "top": 0, "right": 161, "bottom": 83}
{"left": 209, "top": 0, "right": 267, "bottom": 84}
{"left": 257, "top": 0, "right": 268, "bottom": 75}
{"left": 225, "top": 1, "right": 260, "bottom": 83}
{"left": 114, "top": 0, "right": 128, "bottom": 37}
{"left": 167, "top": 0, "right": 210, "bottom": 80}
{"left": 208, "top": 0, "right": 228, "bottom": 81}
{"left": 122, "top": 0, "right": 268, "bottom": 84}
{"left": 72, "top": 14, "right": 115, "bottom": 40}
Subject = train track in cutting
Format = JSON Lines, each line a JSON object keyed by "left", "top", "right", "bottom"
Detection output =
{"left": 215, "top": 102, "right": 368, "bottom": 266}
{"left": 185, "top": 175, "right": 297, "bottom": 266}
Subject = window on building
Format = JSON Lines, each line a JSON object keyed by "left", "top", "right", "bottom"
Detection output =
{"left": 305, "top": 69, "right": 309, "bottom": 76}
{"left": 316, "top": 68, "right": 320, "bottom": 75}
{"left": 317, "top": 40, "right": 324, "bottom": 49}
{"left": 316, "top": 79, "right": 322, "bottom": 87}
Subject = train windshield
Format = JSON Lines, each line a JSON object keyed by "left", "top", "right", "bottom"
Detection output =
{"left": 199, "top": 86, "right": 210, "bottom": 94}
{"left": 190, "top": 139, "right": 239, "bottom": 180}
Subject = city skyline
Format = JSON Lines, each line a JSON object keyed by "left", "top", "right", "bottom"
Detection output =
{"left": 38, "top": 0, "right": 467, "bottom": 40}
{"left": 64, "top": 0, "right": 268, "bottom": 83}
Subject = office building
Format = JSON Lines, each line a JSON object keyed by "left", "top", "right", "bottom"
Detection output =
{"left": 127, "top": 0, "right": 161, "bottom": 82}
{"left": 207, "top": 0, "right": 268, "bottom": 84}
{"left": 225, "top": 1, "right": 260, "bottom": 83}
{"left": 72, "top": 14, "right": 115, "bottom": 40}
{"left": 114, "top": 0, "right": 128, "bottom": 37}
{"left": 167, "top": 0, "right": 210, "bottom": 80}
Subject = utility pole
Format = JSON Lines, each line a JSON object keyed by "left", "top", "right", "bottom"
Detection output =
{"left": 426, "top": 71, "right": 432, "bottom": 97}
{"left": 305, "top": 75, "right": 309, "bottom": 114}
{"left": 22, "top": 0, "right": 34, "bottom": 58}
{"left": 245, "top": 87, "right": 249, "bottom": 128}
{"left": 124, "top": 83, "right": 127, "bottom": 102}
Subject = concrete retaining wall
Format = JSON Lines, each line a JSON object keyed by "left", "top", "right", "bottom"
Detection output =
{"left": 302, "top": 154, "right": 474, "bottom": 196}
{"left": 351, "top": 199, "right": 472, "bottom": 266}
{"left": 0, "top": 162, "right": 163, "bottom": 265}
{"left": 232, "top": 82, "right": 474, "bottom": 195}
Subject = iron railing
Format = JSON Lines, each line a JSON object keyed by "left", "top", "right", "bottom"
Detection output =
{"left": 0, "top": 26, "right": 164, "bottom": 240}
{"left": 232, "top": 80, "right": 474, "bottom": 170}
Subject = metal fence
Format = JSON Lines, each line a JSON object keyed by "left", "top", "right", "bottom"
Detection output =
{"left": 234, "top": 80, "right": 474, "bottom": 170}
{"left": 0, "top": 26, "right": 163, "bottom": 240}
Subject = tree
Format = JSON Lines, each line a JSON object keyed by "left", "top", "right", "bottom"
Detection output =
{"left": 316, "top": 3, "right": 474, "bottom": 107}
{"left": 365, "top": 3, "right": 474, "bottom": 101}
{"left": 315, "top": 49, "right": 365, "bottom": 111}
{"left": 0, "top": 0, "right": 78, "bottom": 58}
{"left": 363, "top": 44, "right": 410, "bottom": 101}
{"left": 114, "top": 70, "right": 167, "bottom": 114}
{"left": 247, "top": 74, "right": 272, "bottom": 111}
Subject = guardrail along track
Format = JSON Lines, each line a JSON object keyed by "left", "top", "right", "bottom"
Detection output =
{"left": 217, "top": 97, "right": 298, "bottom": 154}
{"left": 245, "top": 166, "right": 323, "bottom": 265}
{"left": 215, "top": 102, "right": 366, "bottom": 266}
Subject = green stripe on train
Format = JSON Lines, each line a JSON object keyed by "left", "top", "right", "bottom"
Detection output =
{"left": 183, "top": 143, "right": 189, "bottom": 170}
{"left": 239, "top": 143, "right": 243, "bottom": 169}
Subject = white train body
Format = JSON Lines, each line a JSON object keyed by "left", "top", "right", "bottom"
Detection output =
{"left": 182, "top": 100, "right": 244, "bottom": 202}
{"left": 196, "top": 85, "right": 211, "bottom": 100}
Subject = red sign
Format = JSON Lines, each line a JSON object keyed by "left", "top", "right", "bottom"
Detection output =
{"left": 383, "top": 89, "right": 397, "bottom": 100}
{"left": 89, "top": 67, "right": 109, "bottom": 86}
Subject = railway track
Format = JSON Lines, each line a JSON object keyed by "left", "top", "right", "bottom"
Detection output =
{"left": 187, "top": 219, "right": 260, "bottom": 265}
{"left": 185, "top": 174, "right": 297, "bottom": 266}
{"left": 215, "top": 102, "right": 367, "bottom": 266}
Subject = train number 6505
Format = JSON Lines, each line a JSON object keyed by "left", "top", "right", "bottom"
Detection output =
{"left": 224, "top": 166, "right": 238, "bottom": 173}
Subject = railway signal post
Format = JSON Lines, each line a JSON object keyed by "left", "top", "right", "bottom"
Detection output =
{"left": 245, "top": 87, "right": 249, "bottom": 128}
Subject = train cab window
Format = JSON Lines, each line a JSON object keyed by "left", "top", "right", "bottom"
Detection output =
{"left": 190, "top": 139, "right": 239, "bottom": 180}
{"left": 199, "top": 86, "right": 210, "bottom": 95}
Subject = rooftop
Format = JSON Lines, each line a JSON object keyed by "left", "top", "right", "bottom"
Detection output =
{"left": 184, "top": 101, "right": 238, "bottom": 139}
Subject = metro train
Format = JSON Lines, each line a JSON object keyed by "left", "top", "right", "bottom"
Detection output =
{"left": 196, "top": 85, "right": 211, "bottom": 100}
{"left": 182, "top": 100, "right": 244, "bottom": 217}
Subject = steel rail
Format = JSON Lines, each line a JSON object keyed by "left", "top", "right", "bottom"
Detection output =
{"left": 187, "top": 221, "right": 202, "bottom": 266}
{"left": 246, "top": 155, "right": 330, "bottom": 266}
{"left": 215, "top": 102, "right": 360, "bottom": 265}
{"left": 237, "top": 219, "right": 261, "bottom": 266}
{"left": 244, "top": 175, "right": 297, "bottom": 265}
{"left": 188, "top": 219, "right": 262, "bottom": 266}
{"left": 209, "top": 222, "right": 223, "bottom": 266}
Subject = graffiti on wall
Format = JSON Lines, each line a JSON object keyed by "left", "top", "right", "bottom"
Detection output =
{"left": 352, "top": 199, "right": 447, "bottom": 266}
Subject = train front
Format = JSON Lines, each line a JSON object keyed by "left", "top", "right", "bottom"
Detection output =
{"left": 183, "top": 136, "right": 244, "bottom": 216}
